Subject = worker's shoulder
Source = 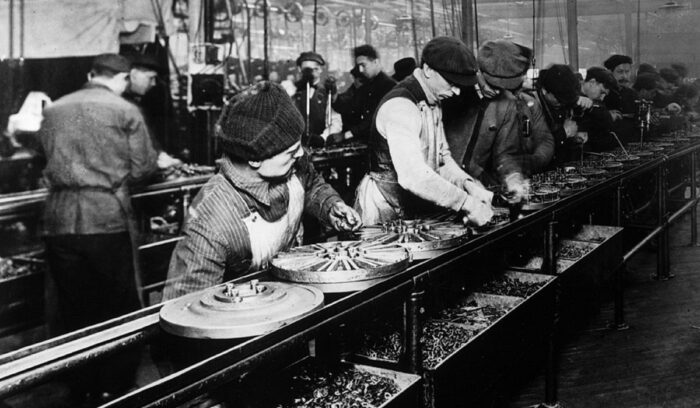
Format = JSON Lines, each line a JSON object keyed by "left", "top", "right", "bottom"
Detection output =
{"left": 51, "top": 87, "right": 138, "bottom": 113}
{"left": 186, "top": 174, "right": 248, "bottom": 232}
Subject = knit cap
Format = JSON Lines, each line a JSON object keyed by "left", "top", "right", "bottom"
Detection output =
{"left": 217, "top": 81, "right": 304, "bottom": 161}
{"left": 478, "top": 40, "right": 532, "bottom": 90}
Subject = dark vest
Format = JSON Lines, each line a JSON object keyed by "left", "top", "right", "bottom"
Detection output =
{"left": 369, "top": 75, "right": 428, "bottom": 174}
{"left": 293, "top": 84, "right": 329, "bottom": 140}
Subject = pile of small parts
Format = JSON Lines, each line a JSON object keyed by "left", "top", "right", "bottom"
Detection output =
{"left": 0, "top": 257, "right": 34, "bottom": 279}
{"left": 274, "top": 363, "right": 399, "bottom": 408}
{"left": 480, "top": 276, "right": 546, "bottom": 298}
{"left": 558, "top": 242, "right": 592, "bottom": 259}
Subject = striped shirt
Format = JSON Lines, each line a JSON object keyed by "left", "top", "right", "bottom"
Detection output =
{"left": 162, "top": 154, "right": 342, "bottom": 300}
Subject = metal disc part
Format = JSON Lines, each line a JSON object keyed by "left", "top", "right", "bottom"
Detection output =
{"left": 271, "top": 241, "right": 411, "bottom": 292}
{"left": 159, "top": 280, "right": 324, "bottom": 339}
{"left": 355, "top": 215, "right": 471, "bottom": 259}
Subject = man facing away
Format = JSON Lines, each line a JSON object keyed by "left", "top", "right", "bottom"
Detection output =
{"left": 39, "top": 53, "right": 159, "bottom": 403}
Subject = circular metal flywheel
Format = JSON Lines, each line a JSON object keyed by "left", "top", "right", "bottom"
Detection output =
{"left": 271, "top": 241, "right": 410, "bottom": 292}
{"left": 355, "top": 214, "right": 471, "bottom": 259}
{"left": 159, "top": 280, "right": 324, "bottom": 339}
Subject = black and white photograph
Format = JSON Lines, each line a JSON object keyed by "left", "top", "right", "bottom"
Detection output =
{"left": 1, "top": 0, "right": 700, "bottom": 406}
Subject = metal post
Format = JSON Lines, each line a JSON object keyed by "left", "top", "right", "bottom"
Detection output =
{"left": 611, "top": 183, "right": 629, "bottom": 329}
{"left": 566, "top": 0, "right": 579, "bottom": 70}
{"left": 404, "top": 289, "right": 424, "bottom": 375}
{"left": 543, "top": 220, "right": 559, "bottom": 407}
{"left": 655, "top": 165, "right": 672, "bottom": 280}
{"left": 543, "top": 220, "right": 558, "bottom": 276}
{"left": 691, "top": 151, "right": 698, "bottom": 246}
{"left": 461, "top": 0, "right": 474, "bottom": 50}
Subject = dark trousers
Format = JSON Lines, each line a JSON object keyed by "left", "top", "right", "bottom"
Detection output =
{"left": 45, "top": 232, "right": 142, "bottom": 396}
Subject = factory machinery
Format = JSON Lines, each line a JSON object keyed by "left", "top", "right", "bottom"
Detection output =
{"left": 0, "top": 135, "right": 699, "bottom": 407}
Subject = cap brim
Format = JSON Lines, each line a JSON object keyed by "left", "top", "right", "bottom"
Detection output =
{"left": 440, "top": 70, "right": 478, "bottom": 87}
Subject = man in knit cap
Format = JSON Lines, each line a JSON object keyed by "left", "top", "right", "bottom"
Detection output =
{"left": 444, "top": 39, "right": 533, "bottom": 194}
{"left": 355, "top": 36, "right": 494, "bottom": 226}
{"left": 163, "top": 82, "right": 361, "bottom": 300}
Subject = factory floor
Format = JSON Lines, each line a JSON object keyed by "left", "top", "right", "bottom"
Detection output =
{"left": 507, "top": 211, "right": 700, "bottom": 408}
{"left": 2, "top": 213, "right": 700, "bottom": 407}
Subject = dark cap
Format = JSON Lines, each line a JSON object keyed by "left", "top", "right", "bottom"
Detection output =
{"left": 603, "top": 54, "right": 632, "bottom": 71}
{"left": 538, "top": 64, "right": 580, "bottom": 106}
{"left": 91, "top": 53, "right": 131, "bottom": 74}
{"left": 130, "top": 53, "right": 164, "bottom": 74}
{"left": 634, "top": 73, "right": 658, "bottom": 91}
{"left": 585, "top": 66, "right": 618, "bottom": 91}
{"left": 638, "top": 63, "right": 658, "bottom": 75}
{"left": 421, "top": 36, "right": 478, "bottom": 87}
{"left": 296, "top": 51, "right": 325, "bottom": 67}
{"left": 478, "top": 40, "right": 532, "bottom": 90}
{"left": 392, "top": 57, "right": 416, "bottom": 82}
{"left": 659, "top": 67, "right": 680, "bottom": 84}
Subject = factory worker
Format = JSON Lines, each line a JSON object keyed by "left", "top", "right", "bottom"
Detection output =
{"left": 354, "top": 36, "right": 494, "bottom": 226}
{"left": 163, "top": 82, "right": 361, "bottom": 300}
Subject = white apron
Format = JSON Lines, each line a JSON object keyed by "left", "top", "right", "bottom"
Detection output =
{"left": 242, "top": 175, "right": 306, "bottom": 270}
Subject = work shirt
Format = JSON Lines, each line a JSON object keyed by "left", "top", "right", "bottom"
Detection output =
{"left": 443, "top": 89, "right": 522, "bottom": 187}
{"left": 163, "top": 154, "right": 343, "bottom": 300}
{"left": 366, "top": 70, "right": 474, "bottom": 215}
{"left": 39, "top": 83, "right": 158, "bottom": 235}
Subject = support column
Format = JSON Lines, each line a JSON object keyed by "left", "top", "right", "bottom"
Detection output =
{"left": 624, "top": 0, "right": 634, "bottom": 58}
{"left": 612, "top": 183, "right": 629, "bottom": 330}
{"left": 566, "top": 0, "right": 579, "bottom": 70}
{"left": 405, "top": 288, "right": 425, "bottom": 374}
{"left": 462, "top": 0, "right": 475, "bottom": 50}
{"left": 543, "top": 220, "right": 559, "bottom": 407}
{"left": 364, "top": 7, "right": 372, "bottom": 45}
{"left": 691, "top": 151, "right": 698, "bottom": 246}
{"left": 655, "top": 165, "right": 672, "bottom": 280}
{"left": 535, "top": 0, "right": 545, "bottom": 68}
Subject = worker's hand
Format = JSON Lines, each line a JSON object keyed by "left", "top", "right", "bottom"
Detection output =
{"left": 563, "top": 118, "right": 578, "bottom": 138}
{"left": 577, "top": 96, "right": 593, "bottom": 109}
{"left": 609, "top": 109, "right": 623, "bottom": 121}
{"left": 504, "top": 172, "right": 528, "bottom": 203}
{"left": 476, "top": 72, "right": 500, "bottom": 99}
{"left": 328, "top": 202, "right": 362, "bottom": 231}
{"left": 666, "top": 102, "right": 682, "bottom": 114}
{"left": 326, "top": 132, "right": 346, "bottom": 146}
{"left": 461, "top": 196, "right": 494, "bottom": 227}
{"left": 324, "top": 76, "right": 338, "bottom": 95}
{"left": 463, "top": 177, "right": 493, "bottom": 204}
{"left": 157, "top": 151, "right": 183, "bottom": 169}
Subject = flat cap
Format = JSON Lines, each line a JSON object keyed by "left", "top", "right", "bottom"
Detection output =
{"left": 296, "top": 51, "right": 325, "bottom": 66}
{"left": 603, "top": 54, "right": 632, "bottom": 71}
{"left": 92, "top": 53, "right": 131, "bottom": 74}
{"left": 421, "top": 36, "right": 478, "bottom": 87}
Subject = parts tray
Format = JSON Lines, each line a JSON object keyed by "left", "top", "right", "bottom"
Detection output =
{"left": 0, "top": 253, "right": 45, "bottom": 335}
{"left": 225, "top": 359, "right": 421, "bottom": 408}
{"left": 351, "top": 271, "right": 555, "bottom": 408}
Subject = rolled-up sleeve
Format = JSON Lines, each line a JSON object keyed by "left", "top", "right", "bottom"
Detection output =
{"left": 376, "top": 98, "right": 469, "bottom": 212}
